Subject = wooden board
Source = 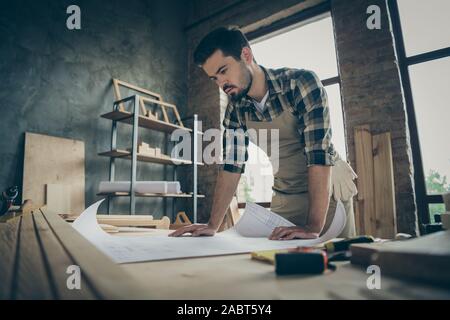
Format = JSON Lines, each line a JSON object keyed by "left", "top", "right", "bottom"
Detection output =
{"left": 14, "top": 212, "right": 54, "bottom": 299}
{"left": 0, "top": 207, "right": 151, "bottom": 299}
{"left": 352, "top": 231, "right": 450, "bottom": 287}
{"left": 98, "top": 149, "right": 203, "bottom": 166}
{"left": 33, "top": 211, "right": 95, "bottom": 299}
{"left": 101, "top": 110, "right": 193, "bottom": 134}
{"left": 373, "top": 133, "right": 397, "bottom": 238}
{"left": 40, "top": 207, "right": 150, "bottom": 299}
{"left": 46, "top": 184, "right": 71, "bottom": 215}
{"left": 0, "top": 217, "right": 20, "bottom": 299}
{"left": 22, "top": 132, "right": 85, "bottom": 215}
{"left": 354, "top": 125, "right": 376, "bottom": 235}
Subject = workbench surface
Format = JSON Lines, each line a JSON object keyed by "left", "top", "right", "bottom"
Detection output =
{"left": 119, "top": 234, "right": 450, "bottom": 300}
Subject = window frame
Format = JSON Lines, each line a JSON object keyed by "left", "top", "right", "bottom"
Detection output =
{"left": 388, "top": 0, "right": 450, "bottom": 227}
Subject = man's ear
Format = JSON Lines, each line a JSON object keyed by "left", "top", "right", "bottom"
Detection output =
{"left": 240, "top": 47, "right": 253, "bottom": 64}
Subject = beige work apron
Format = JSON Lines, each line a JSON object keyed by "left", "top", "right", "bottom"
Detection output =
{"left": 244, "top": 95, "right": 355, "bottom": 237}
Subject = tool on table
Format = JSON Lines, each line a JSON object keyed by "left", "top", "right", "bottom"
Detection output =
{"left": 275, "top": 247, "right": 334, "bottom": 275}
{"left": 253, "top": 236, "right": 380, "bottom": 276}
{"left": 324, "top": 235, "right": 375, "bottom": 253}
{"left": 0, "top": 186, "right": 19, "bottom": 216}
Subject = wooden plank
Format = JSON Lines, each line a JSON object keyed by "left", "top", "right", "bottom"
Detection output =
{"left": 112, "top": 78, "right": 125, "bottom": 111}
{"left": 14, "top": 212, "right": 54, "bottom": 299}
{"left": 140, "top": 96, "right": 176, "bottom": 109}
{"left": 22, "top": 132, "right": 85, "bottom": 215}
{"left": 0, "top": 217, "right": 20, "bottom": 299}
{"left": 138, "top": 97, "right": 148, "bottom": 117}
{"left": 33, "top": 211, "right": 96, "bottom": 299}
{"left": 97, "top": 215, "right": 157, "bottom": 227}
{"left": 98, "top": 149, "right": 204, "bottom": 166}
{"left": 140, "top": 97, "right": 174, "bottom": 124}
{"left": 97, "top": 191, "right": 205, "bottom": 198}
{"left": 46, "top": 184, "right": 71, "bottom": 215}
{"left": 100, "top": 110, "right": 193, "bottom": 134}
{"left": 114, "top": 79, "right": 162, "bottom": 101}
{"left": 360, "top": 231, "right": 450, "bottom": 287}
{"left": 40, "top": 207, "right": 150, "bottom": 299}
{"left": 373, "top": 132, "right": 397, "bottom": 238}
{"left": 170, "top": 105, "right": 184, "bottom": 127}
{"left": 354, "top": 125, "right": 376, "bottom": 235}
{"left": 161, "top": 105, "right": 170, "bottom": 123}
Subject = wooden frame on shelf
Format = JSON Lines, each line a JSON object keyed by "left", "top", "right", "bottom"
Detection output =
{"left": 112, "top": 78, "right": 161, "bottom": 118}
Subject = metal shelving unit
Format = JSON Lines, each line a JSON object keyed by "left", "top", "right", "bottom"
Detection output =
{"left": 99, "top": 94, "right": 202, "bottom": 222}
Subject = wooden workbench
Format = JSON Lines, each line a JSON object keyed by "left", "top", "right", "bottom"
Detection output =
{"left": 118, "top": 230, "right": 450, "bottom": 300}
{"left": 1, "top": 209, "right": 449, "bottom": 300}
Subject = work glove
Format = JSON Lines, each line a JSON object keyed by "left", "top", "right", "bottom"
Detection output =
{"left": 331, "top": 159, "right": 358, "bottom": 202}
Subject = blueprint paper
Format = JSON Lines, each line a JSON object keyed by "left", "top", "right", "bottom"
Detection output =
{"left": 233, "top": 202, "right": 295, "bottom": 237}
{"left": 72, "top": 199, "right": 346, "bottom": 264}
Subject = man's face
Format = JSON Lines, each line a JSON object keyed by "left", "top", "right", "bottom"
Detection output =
{"left": 202, "top": 49, "right": 252, "bottom": 102}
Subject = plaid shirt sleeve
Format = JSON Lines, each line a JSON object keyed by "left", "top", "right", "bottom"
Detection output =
{"left": 221, "top": 102, "right": 249, "bottom": 174}
{"left": 292, "top": 70, "right": 336, "bottom": 166}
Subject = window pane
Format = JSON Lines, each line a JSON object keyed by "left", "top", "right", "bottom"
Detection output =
{"left": 237, "top": 142, "right": 274, "bottom": 203}
{"left": 326, "top": 83, "right": 347, "bottom": 161}
{"left": 429, "top": 203, "right": 446, "bottom": 223}
{"left": 250, "top": 16, "right": 338, "bottom": 80}
{"left": 408, "top": 57, "right": 450, "bottom": 195}
{"left": 397, "top": 0, "right": 450, "bottom": 56}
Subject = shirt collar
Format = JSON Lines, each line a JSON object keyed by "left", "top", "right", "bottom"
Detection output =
{"left": 234, "top": 65, "right": 283, "bottom": 108}
{"left": 260, "top": 65, "right": 283, "bottom": 95}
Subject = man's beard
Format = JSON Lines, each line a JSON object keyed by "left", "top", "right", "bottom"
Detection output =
{"left": 228, "top": 69, "right": 253, "bottom": 103}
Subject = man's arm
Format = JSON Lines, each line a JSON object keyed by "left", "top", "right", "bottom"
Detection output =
{"left": 306, "top": 165, "right": 331, "bottom": 233}
{"left": 207, "top": 170, "right": 241, "bottom": 230}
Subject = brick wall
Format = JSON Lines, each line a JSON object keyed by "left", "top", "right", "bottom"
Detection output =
{"left": 332, "top": 0, "right": 418, "bottom": 235}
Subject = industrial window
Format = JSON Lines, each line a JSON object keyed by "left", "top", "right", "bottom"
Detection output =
{"left": 389, "top": 0, "right": 450, "bottom": 224}
{"left": 235, "top": 8, "right": 345, "bottom": 205}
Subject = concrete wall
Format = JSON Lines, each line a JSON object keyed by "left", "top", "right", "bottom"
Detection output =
{"left": 0, "top": 0, "right": 188, "bottom": 216}
{"left": 186, "top": 0, "right": 418, "bottom": 234}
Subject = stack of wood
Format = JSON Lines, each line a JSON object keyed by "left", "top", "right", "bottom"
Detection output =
{"left": 127, "top": 142, "right": 171, "bottom": 159}
{"left": 354, "top": 125, "right": 396, "bottom": 238}
{"left": 60, "top": 213, "right": 171, "bottom": 231}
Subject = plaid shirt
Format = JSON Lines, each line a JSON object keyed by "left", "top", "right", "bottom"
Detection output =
{"left": 222, "top": 66, "right": 336, "bottom": 174}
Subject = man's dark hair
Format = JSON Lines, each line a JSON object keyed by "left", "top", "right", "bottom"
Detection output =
{"left": 193, "top": 26, "right": 250, "bottom": 66}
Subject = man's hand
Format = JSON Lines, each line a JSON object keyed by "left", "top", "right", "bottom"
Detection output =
{"left": 168, "top": 223, "right": 218, "bottom": 237}
{"left": 269, "top": 226, "right": 319, "bottom": 240}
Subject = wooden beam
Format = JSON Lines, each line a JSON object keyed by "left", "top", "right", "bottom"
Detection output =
{"left": 40, "top": 207, "right": 150, "bottom": 299}
{"left": 354, "top": 125, "right": 376, "bottom": 235}
{"left": 14, "top": 212, "right": 54, "bottom": 299}
{"left": 373, "top": 132, "right": 397, "bottom": 238}
{"left": 0, "top": 217, "right": 20, "bottom": 299}
{"left": 33, "top": 211, "right": 96, "bottom": 299}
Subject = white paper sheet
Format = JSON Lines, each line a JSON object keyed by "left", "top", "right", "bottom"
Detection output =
{"left": 72, "top": 199, "right": 346, "bottom": 264}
